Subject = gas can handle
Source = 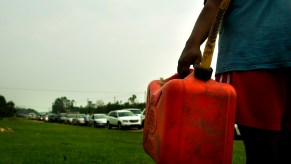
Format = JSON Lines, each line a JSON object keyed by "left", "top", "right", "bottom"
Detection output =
{"left": 194, "top": 0, "right": 231, "bottom": 81}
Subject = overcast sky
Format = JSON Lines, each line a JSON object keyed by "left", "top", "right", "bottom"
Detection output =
{"left": 0, "top": 0, "right": 218, "bottom": 112}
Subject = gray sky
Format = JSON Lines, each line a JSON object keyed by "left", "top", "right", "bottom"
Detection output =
{"left": 0, "top": 0, "right": 217, "bottom": 112}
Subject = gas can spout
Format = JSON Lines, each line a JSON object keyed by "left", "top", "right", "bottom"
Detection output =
{"left": 195, "top": 0, "right": 231, "bottom": 81}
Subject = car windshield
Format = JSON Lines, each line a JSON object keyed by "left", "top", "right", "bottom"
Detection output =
{"left": 118, "top": 111, "right": 134, "bottom": 117}
{"left": 78, "top": 114, "right": 85, "bottom": 118}
{"left": 68, "top": 114, "right": 75, "bottom": 118}
{"left": 95, "top": 115, "right": 106, "bottom": 119}
{"left": 129, "top": 109, "right": 141, "bottom": 114}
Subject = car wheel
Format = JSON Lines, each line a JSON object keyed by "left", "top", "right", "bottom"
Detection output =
{"left": 138, "top": 125, "right": 142, "bottom": 130}
{"left": 118, "top": 122, "right": 123, "bottom": 130}
{"left": 107, "top": 122, "right": 112, "bottom": 129}
{"left": 94, "top": 122, "right": 97, "bottom": 127}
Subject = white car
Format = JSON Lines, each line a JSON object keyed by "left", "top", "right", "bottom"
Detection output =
{"left": 106, "top": 110, "right": 142, "bottom": 130}
{"left": 141, "top": 109, "right": 146, "bottom": 128}
{"left": 88, "top": 114, "right": 107, "bottom": 127}
{"left": 127, "top": 108, "right": 142, "bottom": 117}
{"left": 66, "top": 114, "right": 76, "bottom": 125}
{"left": 72, "top": 114, "right": 86, "bottom": 125}
{"left": 58, "top": 113, "right": 68, "bottom": 124}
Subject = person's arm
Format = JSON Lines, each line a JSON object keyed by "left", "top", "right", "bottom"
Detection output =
{"left": 177, "top": 0, "right": 222, "bottom": 78}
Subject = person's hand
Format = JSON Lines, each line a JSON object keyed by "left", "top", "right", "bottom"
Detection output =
{"left": 177, "top": 46, "right": 202, "bottom": 78}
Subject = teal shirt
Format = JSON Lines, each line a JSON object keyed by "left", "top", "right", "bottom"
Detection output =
{"left": 216, "top": 0, "right": 291, "bottom": 74}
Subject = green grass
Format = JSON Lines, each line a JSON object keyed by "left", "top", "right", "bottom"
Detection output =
{"left": 0, "top": 118, "right": 246, "bottom": 164}
{"left": 233, "top": 140, "right": 246, "bottom": 164}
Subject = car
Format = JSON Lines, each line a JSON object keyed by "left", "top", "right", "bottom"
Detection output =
{"left": 127, "top": 108, "right": 142, "bottom": 117}
{"left": 106, "top": 109, "right": 142, "bottom": 130}
{"left": 141, "top": 109, "right": 146, "bottom": 128}
{"left": 43, "top": 114, "right": 49, "bottom": 122}
{"left": 72, "top": 114, "right": 86, "bottom": 125}
{"left": 38, "top": 113, "right": 47, "bottom": 121}
{"left": 46, "top": 113, "right": 58, "bottom": 123}
{"left": 66, "top": 114, "right": 76, "bottom": 125}
{"left": 27, "top": 112, "right": 38, "bottom": 120}
{"left": 88, "top": 114, "right": 107, "bottom": 127}
{"left": 58, "top": 113, "right": 68, "bottom": 124}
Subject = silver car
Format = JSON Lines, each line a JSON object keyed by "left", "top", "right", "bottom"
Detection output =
{"left": 66, "top": 114, "right": 76, "bottom": 125}
{"left": 58, "top": 113, "right": 68, "bottom": 124}
{"left": 127, "top": 108, "right": 142, "bottom": 117}
{"left": 88, "top": 114, "right": 107, "bottom": 127}
{"left": 72, "top": 114, "right": 86, "bottom": 125}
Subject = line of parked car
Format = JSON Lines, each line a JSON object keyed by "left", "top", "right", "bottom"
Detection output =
{"left": 34, "top": 108, "right": 146, "bottom": 130}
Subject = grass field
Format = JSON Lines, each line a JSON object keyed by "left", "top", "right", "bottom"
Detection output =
{"left": 0, "top": 118, "right": 246, "bottom": 164}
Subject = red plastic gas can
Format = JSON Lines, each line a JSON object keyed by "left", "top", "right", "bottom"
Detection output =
{"left": 143, "top": 70, "right": 237, "bottom": 164}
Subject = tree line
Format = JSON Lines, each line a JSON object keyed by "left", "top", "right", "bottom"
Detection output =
{"left": 52, "top": 95, "right": 145, "bottom": 114}
{"left": 0, "top": 95, "right": 16, "bottom": 117}
{"left": 0, "top": 94, "right": 145, "bottom": 117}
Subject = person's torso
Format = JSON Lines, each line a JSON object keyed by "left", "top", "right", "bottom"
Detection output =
{"left": 216, "top": 0, "right": 291, "bottom": 74}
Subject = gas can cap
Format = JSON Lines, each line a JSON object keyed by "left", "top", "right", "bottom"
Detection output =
{"left": 194, "top": 65, "right": 213, "bottom": 81}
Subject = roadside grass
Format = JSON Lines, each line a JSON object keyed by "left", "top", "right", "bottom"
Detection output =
{"left": 0, "top": 118, "right": 245, "bottom": 164}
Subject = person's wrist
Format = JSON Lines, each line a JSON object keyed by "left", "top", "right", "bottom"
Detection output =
{"left": 185, "top": 39, "right": 199, "bottom": 50}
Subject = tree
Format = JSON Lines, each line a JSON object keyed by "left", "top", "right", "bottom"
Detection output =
{"left": 16, "top": 107, "right": 38, "bottom": 117}
{"left": 0, "top": 95, "right": 6, "bottom": 107}
{"left": 85, "top": 100, "right": 94, "bottom": 114}
{"left": 96, "top": 100, "right": 105, "bottom": 107}
{"left": 6, "top": 101, "right": 16, "bottom": 116}
{"left": 128, "top": 94, "right": 137, "bottom": 105}
{"left": 70, "top": 100, "right": 75, "bottom": 107}
{"left": 52, "top": 97, "right": 73, "bottom": 113}
{"left": 0, "top": 95, "right": 16, "bottom": 117}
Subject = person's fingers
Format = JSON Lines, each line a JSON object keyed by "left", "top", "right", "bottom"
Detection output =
{"left": 181, "top": 66, "right": 190, "bottom": 78}
{"left": 177, "top": 48, "right": 202, "bottom": 78}
{"left": 177, "top": 61, "right": 190, "bottom": 78}
{"left": 193, "top": 57, "right": 202, "bottom": 67}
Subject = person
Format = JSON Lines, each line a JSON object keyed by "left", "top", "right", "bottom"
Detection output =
{"left": 85, "top": 113, "right": 90, "bottom": 126}
{"left": 177, "top": 0, "right": 291, "bottom": 164}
